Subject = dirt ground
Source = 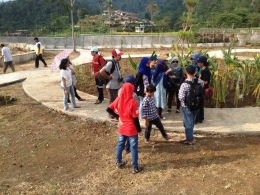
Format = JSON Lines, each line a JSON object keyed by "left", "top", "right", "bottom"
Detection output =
{"left": 1, "top": 48, "right": 260, "bottom": 194}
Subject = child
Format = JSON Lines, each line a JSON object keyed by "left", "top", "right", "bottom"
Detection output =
{"left": 178, "top": 65, "right": 204, "bottom": 145}
{"left": 106, "top": 83, "right": 144, "bottom": 174}
{"left": 142, "top": 84, "right": 172, "bottom": 144}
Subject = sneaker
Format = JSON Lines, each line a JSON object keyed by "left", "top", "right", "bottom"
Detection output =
{"left": 160, "top": 116, "right": 166, "bottom": 120}
{"left": 44, "top": 65, "right": 48, "bottom": 67}
{"left": 116, "top": 160, "right": 127, "bottom": 169}
{"left": 132, "top": 164, "right": 144, "bottom": 174}
{"left": 176, "top": 109, "right": 180, "bottom": 113}
{"left": 167, "top": 109, "right": 171, "bottom": 113}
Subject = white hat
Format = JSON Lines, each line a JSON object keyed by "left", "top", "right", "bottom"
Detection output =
{"left": 90, "top": 47, "right": 98, "bottom": 52}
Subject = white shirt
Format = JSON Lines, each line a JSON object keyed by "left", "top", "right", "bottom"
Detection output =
{"left": 60, "top": 69, "right": 72, "bottom": 88}
{"left": 2, "top": 46, "right": 13, "bottom": 62}
{"left": 69, "top": 64, "right": 77, "bottom": 85}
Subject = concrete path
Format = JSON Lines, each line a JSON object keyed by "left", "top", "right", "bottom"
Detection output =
{"left": 1, "top": 49, "right": 260, "bottom": 135}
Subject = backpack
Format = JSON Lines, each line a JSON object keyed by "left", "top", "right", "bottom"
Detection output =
{"left": 204, "top": 87, "right": 213, "bottom": 99}
{"left": 97, "top": 57, "right": 116, "bottom": 85}
{"left": 184, "top": 78, "right": 204, "bottom": 111}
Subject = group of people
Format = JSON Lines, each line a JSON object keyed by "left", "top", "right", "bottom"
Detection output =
{"left": 0, "top": 37, "right": 48, "bottom": 74}
{"left": 58, "top": 46, "right": 211, "bottom": 174}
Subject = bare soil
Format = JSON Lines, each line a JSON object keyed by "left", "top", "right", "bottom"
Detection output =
{"left": 1, "top": 82, "right": 260, "bottom": 195}
{"left": 1, "top": 48, "right": 260, "bottom": 194}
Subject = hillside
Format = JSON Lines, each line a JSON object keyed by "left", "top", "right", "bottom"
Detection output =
{"left": 0, "top": 0, "right": 259, "bottom": 32}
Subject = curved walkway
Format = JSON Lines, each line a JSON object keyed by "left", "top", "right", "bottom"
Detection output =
{"left": 0, "top": 49, "right": 259, "bottom": 135}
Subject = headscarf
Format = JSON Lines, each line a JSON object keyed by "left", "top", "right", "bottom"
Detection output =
{"left": 123, "top": 74, "right": 135, "bottom": 85}
{"left": 153, "top": 60, "right": 168, "bottom": 87}
{"left": 137, "top": 57, "right": 151, "bottom": 82}
{"left": 170, "top": 56, "right": 179, "bottom": 64}
{"left": 114, "top": 83, "right": 136, "bottom": 118}
{"left": 190, "top": 53, "right": 199, "bottom": 66}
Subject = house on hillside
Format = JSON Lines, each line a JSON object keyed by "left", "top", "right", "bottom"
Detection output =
{"left": 102, "top": 10, "right": 140, "bottom": 24}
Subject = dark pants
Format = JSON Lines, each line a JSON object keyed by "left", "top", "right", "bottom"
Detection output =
{"left": 195, "top": 98, "right": 204, "bottom": 122}
{"left": 3, "top": 61, "right": 15, "bottom": 73}
{"left": 107, "top": 88, "right": 118, "bottom": 104}
{"left": 35, "top": 54, "right": 47, "bottom": 68}
{"left": 68, "top": 85, "right": 81, "bottom": 102}
{"left": 167, "top": 90, "right": 180, "bottom": 110}
{"left": 145, "top": 117, "right": 168, "bottom": 141}
{"left": 95, "top": 78, "right": 104, "bottom": 101}
{"left": 157, "top": 107, "right": 163, "bottom": 118}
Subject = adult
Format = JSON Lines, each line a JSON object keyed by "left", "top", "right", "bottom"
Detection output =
{"left": 59, "top": 58, "right": 81, "bottom": 111}
{"left": 90, "top": 46, "right": 105, "bottom": 104}
{"left": 0, "top": 44, "right": 15, "bottom": 73}
{"left": 190, "top": 52, "right": 201, "bottom": 76}
{"left": 178, "top": 65, "right": 204, "bottom": 145}
{"left": 34, "top": 37, "right": 47, "bottom": 68}
{"left": 152, "top": 60, "right": 168, "bottom": 120}
{"left": 196, "top": 56, "right": 211, "bottom": 123}
{"left": 67, "top": 56, "right": 85, "bottom": 103}
{"left": 135, "top": 57, "right": 151, "bottom": 118}
{"left": 149, "top": 55, "right": 157, "bottom": 76}
{"left": 106, "top": 83, "right": 143, "bottom": 174}
{"left": 166, "top": 57, "right": 184, "bottom": 113}
{"left": 100, "top": 49, "right": 124, "bottom": 119}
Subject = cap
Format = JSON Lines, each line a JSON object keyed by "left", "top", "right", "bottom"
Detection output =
{"left": 112, "top": 49, "right": 124, "bottom": 56}
{"left": 34, "top": 37, "right": 38, "bottom": 40}
{"left": 90, "top": 47, "right": 98, "bottom": 52}
{"left": 197, "top": 56, "right": 208, "bottom": 65}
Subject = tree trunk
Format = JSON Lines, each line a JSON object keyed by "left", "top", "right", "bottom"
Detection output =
{"left": 70, "top": 0, "right": 76, "bottom": 52}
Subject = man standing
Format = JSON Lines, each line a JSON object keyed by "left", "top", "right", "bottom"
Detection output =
{"left": 100, "top": 49, "right": 124, "bottom": 119}
{"left": 0, "top": 44, "right": 15, "bottom": 74}
{"left": 34, "top": 37, "right": 47, "bottom": 68}
{"left": 90, "top": 47, "right": 105, "bottom": 104}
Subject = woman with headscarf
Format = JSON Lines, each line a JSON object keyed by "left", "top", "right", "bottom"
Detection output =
{"left": 166, "top": 56, "right": 184, "bottom": 113}
{"left": 135, "top": 57, "right": 151, "bottom": 118}
{"left": 118, "top": 74, "right": 139, "bottom": 105}
{"left": 106, "top": 83, "right": 144, "bottom": 174}
{"left": 152, "top": 60, "right": 168, "bottom": 119}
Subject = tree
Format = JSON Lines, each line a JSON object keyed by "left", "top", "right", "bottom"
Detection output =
{"left": 146, "top": 2, "right": 158, "bottom": 22}
{"left": 48, "top": 0, "right": 76, "bottom": 52}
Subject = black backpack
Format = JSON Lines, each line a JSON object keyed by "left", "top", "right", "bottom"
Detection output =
{"left": 97, "top": 58, "right": 116, "bottom": 85}
{"left": 184, "top": 78, "right": 204, "bottom": 111}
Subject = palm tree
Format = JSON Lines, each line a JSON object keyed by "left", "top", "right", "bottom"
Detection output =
{"left": 146, "top": 2, "right": 158, "bottom": 22}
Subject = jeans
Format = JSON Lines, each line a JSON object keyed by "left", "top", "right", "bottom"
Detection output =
{"left": 116, "top": 134, "right": 139, "bottom": 168}
{"left": 182, "top": 107, "right": 198, "bottom": 142}
{"left": 62, "top": 85, "right": 77, "bottom": 110}
{"left": 35, "top": 54, "right": 47, "bottom": 68}
{"left": 139, "top": 96, "right": 144, "bottom": 118}
{"left": 145, "top": 117, "right": 168, "bottom": 141}
{"left": 95, "top": 78, "right": 104, "bottom": 101}
{"left": 68, "top": 85, "right": 81, "bottom": 102}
